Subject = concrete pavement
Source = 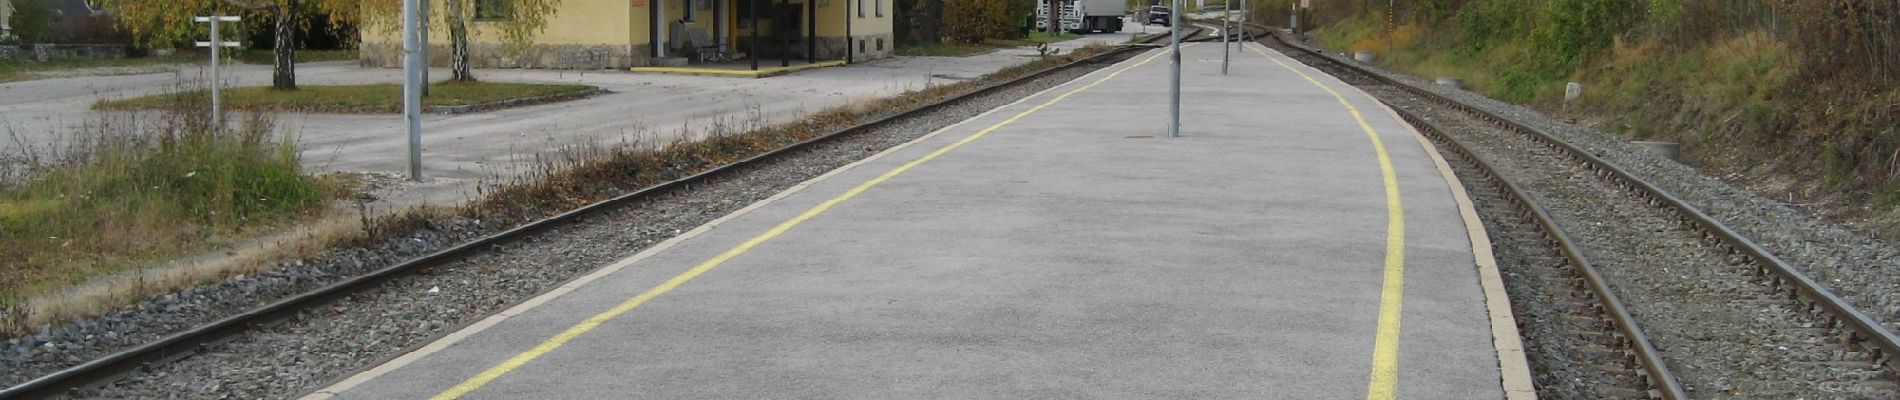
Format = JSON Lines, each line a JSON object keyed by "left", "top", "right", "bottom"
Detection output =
{"left": 311, "top": 42, "right": 1508, "bottom": 399}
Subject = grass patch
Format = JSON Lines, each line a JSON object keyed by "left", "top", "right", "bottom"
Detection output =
{"left": 0, "top": 54, "right": 199, "bottom": 83}
{"left": 896, "top": 42, "right": 997, "bottom": 57}
{"left": 1, "top": 103, "right": 345, "bottom": 323}
{"left": 95, "top": 81, "right": 599, "bottom": 113}
{"left": 0, "top": 49, "right": 355, "bottom": 83}
{"left": 992, "top": 31, "right": 1087, "bottom": 47}
{"left": 898, "top": 32, "right": 1089, "bottom": 57}
{"left": 233, "top": 49, "right": 359, "bottom": 64}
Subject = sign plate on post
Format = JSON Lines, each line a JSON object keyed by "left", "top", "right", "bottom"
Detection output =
{"left": 195, "top": 15, "right": 242, "bottom": 129}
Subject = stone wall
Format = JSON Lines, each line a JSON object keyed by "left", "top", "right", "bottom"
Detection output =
{"left": 0, "top": 44, "right": 128, "bottom": 61}
{"left": 360, "top": 42, "right": 644, "bottom": 70}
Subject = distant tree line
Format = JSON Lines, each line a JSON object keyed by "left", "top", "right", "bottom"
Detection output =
{"left": 1261, "top": 0, "right": 1899, "bottom": 89}
{"left": 1281, "top": 0, "right": 1900, "bottom": 215}
{"left": 895, "top": 0, "right": 1039, "bottom": 45}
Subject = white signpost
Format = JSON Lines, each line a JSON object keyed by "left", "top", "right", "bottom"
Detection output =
{"left": 193, "top": 15, "right": 242, "bottom": 127}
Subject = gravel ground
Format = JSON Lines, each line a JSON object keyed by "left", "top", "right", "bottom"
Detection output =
{"left": 1265, "top": 34, "right": 1898, "bottom": 398}
{"left": 0, "top": 51, "right": 1129, "bottom": 399}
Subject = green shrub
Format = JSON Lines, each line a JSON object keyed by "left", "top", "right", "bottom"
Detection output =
{"left": 8, "top": 0, "right": 56, "bottom": 45}
{"left": 942, "top": 0, "right": 1028, "bottom": 43}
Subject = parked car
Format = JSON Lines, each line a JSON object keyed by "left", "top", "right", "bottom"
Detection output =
{"left": 1146, "top": 6, "right": 1171, "bottom": 26}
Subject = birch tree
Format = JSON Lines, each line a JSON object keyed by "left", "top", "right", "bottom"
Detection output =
{"left": 103, "top": 0, "right": 360, "bottom": 90}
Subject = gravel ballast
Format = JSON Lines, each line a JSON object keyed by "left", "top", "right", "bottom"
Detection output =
{"left": 0, "top": 50, "right": 1135, "bottom": 399}
{"left": 1265, "top": 34, "right": 1899, "bottom": 398}
{"left": 1440, "top": 140, "right": 1653, "bottom": 399}
{"left": 1284, "top": 35, "right": 1900, "bottom": 337}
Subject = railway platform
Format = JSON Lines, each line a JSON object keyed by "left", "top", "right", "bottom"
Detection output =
{"left": 309, "top": 43, "right": 1526, "bottom": 399}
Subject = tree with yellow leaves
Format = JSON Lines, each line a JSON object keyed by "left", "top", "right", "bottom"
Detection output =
{"left": 101, "top": 0, "right": 362, "bottom": 90}
{"left": 357, "top": 0, "right": 562, "bottom": 82}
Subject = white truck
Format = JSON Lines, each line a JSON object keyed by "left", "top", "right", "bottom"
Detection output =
{"left": 1036, "top": 0, "right": 1126, "bottom": 33}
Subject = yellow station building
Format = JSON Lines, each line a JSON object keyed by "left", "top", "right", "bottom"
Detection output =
{"left": 361, "top": 0, "right": 895, "bottom": 71}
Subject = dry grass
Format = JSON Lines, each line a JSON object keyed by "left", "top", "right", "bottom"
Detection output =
{"left": 0, "top": 87, "right": 352, "bottom": 335}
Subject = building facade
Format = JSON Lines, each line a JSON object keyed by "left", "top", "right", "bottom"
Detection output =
{"left": 360, "top": 0, "right": 894, "bottom": 69}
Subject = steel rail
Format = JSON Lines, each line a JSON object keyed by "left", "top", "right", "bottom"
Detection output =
{"left": 1256, "top": 23, "right": 1900, "bottom": 395}
{"left": 1392, "top": 106, "right": 1689, "bottom": 400}
{"left": 0, "top": 32, "right": 1197, "bottom": 399}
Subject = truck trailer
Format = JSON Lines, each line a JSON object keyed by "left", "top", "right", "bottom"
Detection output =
{"left": 1037, "top": 0, "right": 1126, "bottom": 33}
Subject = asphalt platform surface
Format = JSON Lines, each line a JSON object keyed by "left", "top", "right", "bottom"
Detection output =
{"left": 312, "top": 43, "right": 1506, "bottom": 399}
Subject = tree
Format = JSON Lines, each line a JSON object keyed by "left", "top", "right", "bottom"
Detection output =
{"left": 359, "top": 0, "right": 561, "bottom": 82}
{"left": 102, "top": 0, "right": 359, "bottom": 90}
{"left": 917, "top": 0, "right": 942, "bottom": 44}
{"left": 8, "top": 0, "right": 58, "bottom": 45}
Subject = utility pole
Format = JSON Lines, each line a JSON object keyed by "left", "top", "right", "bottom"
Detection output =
{"left": 1220, "top": 0, "right": 1229, "bottom": 75}
{"left": 1168, "top": 0, "right": 1180, "bottom": 138}
{"left": 1386, "top": 0, "right": 1397, "bottom": 35}
{"left": 419, "top": 0, "right": 430, "bottom": 96}
{"left": 403, "top": 0, "right": 424, "bottom": 181}
{"left": 1047, "top": 0, "right": 1060, "bottom": 38}
{"left": 1239, "top": 0, "right": 1246, "bottom": 42}
{"left": 194, "top": 15, "right": 242, "bottom": 129}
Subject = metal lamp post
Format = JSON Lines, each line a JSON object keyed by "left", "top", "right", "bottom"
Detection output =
{"left": 1168, "top": 0, "right": 1180, "bottom": 138}
{"left": 403, "top": 0, "right": 424, "bottom": 181}
{"left": 1220, "top": 0, "right": 1229, "bottom": 75}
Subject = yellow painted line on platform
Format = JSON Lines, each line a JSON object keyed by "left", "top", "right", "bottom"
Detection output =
{"left": 1250, "top": 44, "right": 1408, "bottom": 400}
{"left": 630, "top": 60, "right": 847, "bottom": 78}
{"left": 428, "top": 46, "right": 1180, "bottom": 400}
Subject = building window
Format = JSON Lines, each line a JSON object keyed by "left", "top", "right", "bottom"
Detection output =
{"left": 875, "top": 0, "right": 882, "bottom": 17}
{"left": 857, "top": 0, "right": 864, "bottom": 17}
{"left": 681, "top": 0, "right": 694, "bottom": 22}
{"left": 475, "top": 0, "right": 511, "bottom": 20}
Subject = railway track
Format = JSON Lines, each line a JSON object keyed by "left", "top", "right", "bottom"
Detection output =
{"left": 0, "top": 30, "right": 1204, "bottom": 399}
{"left": 1254, "top": 26, "right": 1900, "bottom": 399}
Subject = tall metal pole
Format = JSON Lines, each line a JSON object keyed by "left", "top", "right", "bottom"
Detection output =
{"left": 1168, "top": 0, "right": 1180, "bottom": 138}
{"left": 419, "top": 0, "right": 430, "bottom": 96}
{"left": 780, "top": 0, "right": 790, "bottom": 67}
{"left": 1046, "top": 0, "right": 1059, "bottom": 38}
{"left": 210, "top": 16, "right": 221, "bottom": 126}
{"left": 1220, "top": 2, "right": 1229, "bottom": 75}
{"left": 403, "top": 0, "right": 423, "bottom": 181}
{"left": 806, "top": 0, "right": 814, "bottom": 63}
{"left": 750, "top": 0, "right": 760, "bottom": 70}
{"left": 1238, "top": 0, "right": 1246, "bottom": 42}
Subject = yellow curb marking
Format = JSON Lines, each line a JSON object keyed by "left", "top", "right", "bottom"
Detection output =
{"left": 1251, "top": 44, "right": 1408, "bottom": 400}
{"left": 430, "top": 46, "right": 1181, "bottom": 400}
